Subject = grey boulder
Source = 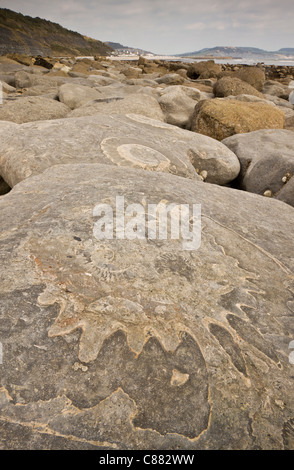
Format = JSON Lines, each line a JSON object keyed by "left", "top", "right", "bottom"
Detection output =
{"left": 158, "top": 86, "right": 201, "bottom": 128}
{"left": 222, "top": 129, "right": 294, "bottom": 207}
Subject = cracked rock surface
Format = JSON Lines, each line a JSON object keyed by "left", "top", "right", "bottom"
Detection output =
{"left": 0, "top": 164, "right": 294, "bottom": 450}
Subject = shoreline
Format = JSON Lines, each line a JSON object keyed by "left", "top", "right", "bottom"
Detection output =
{"left": 107, "top": 54, "right": 294, "bottom": 67}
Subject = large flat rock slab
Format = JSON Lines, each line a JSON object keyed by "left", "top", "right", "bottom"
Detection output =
{"left": 0, "top": 164, "right": 293, "bottom": 449}
{"left": 0, "top": 114, "right": 240, "bottom": 188}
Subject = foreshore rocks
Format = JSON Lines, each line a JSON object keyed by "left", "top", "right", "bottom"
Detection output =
{"left": 0, "top": 54, "right": 294, "bottom": 450}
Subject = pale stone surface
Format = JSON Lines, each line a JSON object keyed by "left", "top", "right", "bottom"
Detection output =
{"left": 67, "top": 94, "right": 165, "bottom": 121}
{"left": 224, "top": 94, "right": 275, "bottom": 106}
{"left": 58, "top": 83, "right": 104, "bottom": 109}
{"left": 158, "top": 86, "right": 199, "bottom": 128}
{"left": 0, "top": 96, "right": 70, "bottom": 123}
{"left": 264, "top": 94, "right": 294, "bottom": 108}
{"left": 277, "top": 106, "right": 294, "bottom": 129}
{"left": 14, "top": 70, "right": 67, "bottom": 89}
{"left": 0, "top": 163, "right": 293, "bottom": 449}
{"left": 0, "top": 114, "right": 196, "bottom": 187}
{"left": 154, "top": 73, "right": 185, "bottom": 85}
{"left": 222, "top": 129, "right": 294, "bottom": 206}
{"left": 0, "top": 113, "right": 240, "bottom": 188}
{"left": 1, "top": 82, "right": 16, "bottom": 93}
{"left": 87, "top": 75, "right": 119, "bottom": 86}
{"left": 262, "top": 81, "right": 290, "bottom": 100}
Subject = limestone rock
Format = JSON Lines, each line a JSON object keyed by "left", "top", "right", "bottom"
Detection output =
{"left": 1, "top": 82, "right": 16, "bottom": 93}
{"left": 0, "top": 96, "right": 70, "bottom": 124}
{"left": 264, "top": 94, "right": 294, "bottom": 108}
{"left": 53, "top": 62, "right": 71, "bottom": 74}
{"left": 0, "top": 63, "right": 27, "bottom": 74}
{"left": 0, "top": 114, "right": 197, "bottom": 187}
{"left": 0, "top": 113, "right": 240, "bottom": 188}
{"left": 289, "top": 90, "right": 294, "bottom": 105}
{"left": 213, "top": 77, "right": 264, "bottom": 98}
{"left": 158, "top": 86, "right": 199, "bottom": 128}
{"left": 58, "top": 83, "right": 103, "bottom": 109}
{"left": 184, "top": 81, "right": 214, "bottom": 93}
{"left": 87, "top": 75, "right": 119, "bottom": 86}
{"left": 84, "top": 83, "right": 141, "bottom": 100}
{"left": 277, "top": 106, "right": 294, "bottom": 129}
{"left": 191, "top": 98, "right": 285, "bottom": 140}
{"left": 234, "top": 66, "right": 265, "bottom": 91}
{"left": 119, "top": 65, "right": 143, "bottom": 79}
{"left": 187, "top": 61, "right": 222, "bottom": 80}
{"left": 68, "top": 94, "right": 165, "bottom": 121}
{"left": 222, "top": 129, "right": 294, "bottom": 206}
{"left": 160, "top": 85, "right": 202, "bottom": 101}
{"left": 224, "top": 94, "right": 275, "bottom": 106}
{"left": 125, "top": 78, "right": 159, "bottom": 87}
{"left": 0, "top": 163, "right": 293, "bottom": 449}
{"left": 154, "top": 73, "right": 185, "bottom": 85}
{"left": 0, "top": 73, "right": 16, "bottom": 87}
{"left": 14, "top": 70, "right": 67, "bottom": 89}
{"left": 262, "top": 81, "right": 290, "bottom": 100}
{"left": 20, "top": 85, "right": 59, "bottom": 97}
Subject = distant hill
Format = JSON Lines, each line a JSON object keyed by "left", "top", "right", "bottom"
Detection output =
{"left": 177, "top": 46, "right": 294, "bottom": 60}
{"left": 105, "top": 41, "right": 154, "bottom": 56}
{"left": 278, "top": 48, "right": 294, "bottom": 54}
{"left": 0, "top": 8, "right": 113, "bottom": 57}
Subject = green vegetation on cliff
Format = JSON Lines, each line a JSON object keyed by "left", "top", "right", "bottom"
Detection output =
{"left": 0, "top": 8, "right": 113, "bottom": 57}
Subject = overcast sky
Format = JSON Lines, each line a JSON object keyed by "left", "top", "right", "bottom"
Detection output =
{"left": 1, "top": 0, "right": 293, "bottom": 55}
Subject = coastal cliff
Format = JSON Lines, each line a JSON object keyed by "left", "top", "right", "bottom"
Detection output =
{"left": 0, "top": 8, "right": 113, "bottom": 57}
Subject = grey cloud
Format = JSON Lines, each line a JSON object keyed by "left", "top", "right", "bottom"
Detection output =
{"left": 0, "top": 0, "right": 293, "bottom": 54}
